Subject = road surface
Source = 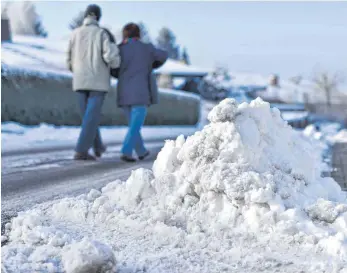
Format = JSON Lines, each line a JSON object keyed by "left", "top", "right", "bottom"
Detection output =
{"left": 1, "top": 140, "right": 165, "bottom": 234}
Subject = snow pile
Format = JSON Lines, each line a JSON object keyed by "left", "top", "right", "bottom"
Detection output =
{"left": 101, "top": 98, "right": 347, "bottom": 255}
{"left": 203, "top": 70, "right": 233, "bottom": 90}
{"left": 332, "top": 129, "right": 347, "bottom": 143}
{"left": 302, "top": 124, "right": 331, "bottom": 170}
{"left": 62, "top": 239, "right": 117, "bottom": 273}
{"left": 148, "top": 99, "right": 346, "bottom": 236}
{"left": 303, "top": 122, "right": 343, "bottom": 142}
{"left": 2, "top": 98, "right": 347, "bottom": 272}
{"left": 2, "top": 209, "right": 117, "bottom": 273}
{"left": 303, "top": 122, "right": 346, "bottom": 148}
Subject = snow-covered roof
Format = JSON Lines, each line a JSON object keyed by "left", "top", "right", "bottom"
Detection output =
{"left": 154, "top": 60, "right": 209, "bottom": 77}
{"left": 1, "top": 35, "right": 209, "bottom": 78}
{"left": 281, "top": 111, "right": 309, "bottom": 122}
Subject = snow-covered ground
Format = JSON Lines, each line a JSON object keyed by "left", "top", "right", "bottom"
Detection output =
{"left": 2, "top": 98, "right": 347, "bottom": 273}
{"left": 1, "top": 35, "right": 208, "bottom": 79}
{"left": 199, "top": 67, "right": 318, "bottom": 104}
{"left": 333, "top": 130, "right": 347, "bottom": 143}
{"left": 303, "top": 122, "right": 345, "bottom": 145}
{"left": 1, "top": 123, "right": 197, "bottom": 153}
{"left": 302, "top": 121, "right": 347, "bottom": 171}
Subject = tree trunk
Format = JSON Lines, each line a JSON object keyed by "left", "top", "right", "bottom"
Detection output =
{"left": 325, "top": 88, "right": 331, "bottom": 108}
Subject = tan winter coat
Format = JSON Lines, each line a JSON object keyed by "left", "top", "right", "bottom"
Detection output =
{"left": 67, "top": 17, "right": 120, "bottom": 92}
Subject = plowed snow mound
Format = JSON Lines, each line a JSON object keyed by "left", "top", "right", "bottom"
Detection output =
{"left": 2, "top": 98, "right": 347, "bottom": 272}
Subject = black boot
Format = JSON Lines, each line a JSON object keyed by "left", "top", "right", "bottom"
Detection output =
{"left": 74, "top": 152, "right": 96, "bottom": 161}
{"left": 139, "top": 151, "right": 150, "bottom": 160}
{"left": 94, "top": 145, "right": 107, "bottom": 158}
{"left": 120, "top": 155, "right": 136, "bottom": 162}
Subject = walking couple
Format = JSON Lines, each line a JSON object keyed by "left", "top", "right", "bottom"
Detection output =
{"left": 67, "top": 4, "right": 168, "bottom": 162}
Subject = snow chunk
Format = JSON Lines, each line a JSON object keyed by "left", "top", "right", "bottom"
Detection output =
{"left": 126, "top": 168, "right": 155, "bottom": 202}
{"left": 332, "top": 129, "right": 347, "bottom": 143}
{"left": 306, "top": 199, "right": 347, "bottom": 223}
{"left": 207, "top": 98, "right": 238, "bottom": 123}
{"left": 62, "top": 239, "right": 116, "bottom": 273}
{"left": 87, "top": 189, "right": 102, "bottom": 201}
{"left": 153, "top": 135, "right": 185, "bottom": 177}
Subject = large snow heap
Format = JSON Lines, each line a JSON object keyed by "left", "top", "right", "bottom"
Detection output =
{"left": 2, "top": 98, "right": 347, "bottom": 272}
{"left": 113, "top": 98, "right": 347, "bottom": 255}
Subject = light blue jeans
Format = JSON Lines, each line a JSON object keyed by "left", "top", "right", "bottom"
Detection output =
{"left": 75, "top": 91, "right": 105, "bottom": 154}
{"left": 121, "top": 106, "right": 148, "bottom": 157}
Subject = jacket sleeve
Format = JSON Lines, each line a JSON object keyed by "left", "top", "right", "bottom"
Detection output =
{"left": 150, "top": 44, "right": 168, "bottom": 69}
{"left": 66, "top": 33, "right": 74, "bottom": 72}
{"left": 101, "top": 31, "right": 121, "bottom": 69}
{"left": 152, "top": 44, "right": 168, "bottom": 63}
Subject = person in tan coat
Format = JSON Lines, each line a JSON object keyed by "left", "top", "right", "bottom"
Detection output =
{"left": 67, "top": 4, "right": 120, "bottom": 160}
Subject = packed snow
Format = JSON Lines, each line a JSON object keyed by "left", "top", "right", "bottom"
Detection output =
{"left": 2, "top": 98, "right": 347, "bottom": 272}
{"left": 303, "top": 122, "right": 345, "bottom": 145}
{"left": 302, "top": 121, "right": 347, "bottom": 176}
{"left": 333, "top": 130, "right": 347, "bottom": 143}
{"left": 1, "top": 123, "right": 197, "bottom": 153}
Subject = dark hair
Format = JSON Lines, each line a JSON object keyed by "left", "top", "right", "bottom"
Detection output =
{"left": 85, "top": 4, "right": 102, "bottom": 21}
{"left": 122, "top": 23, "right": 140, "bottom": 39}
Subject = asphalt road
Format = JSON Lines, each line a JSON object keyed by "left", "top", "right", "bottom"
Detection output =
{"left": 1, "top": 141, "right": 164, "bottom": 233}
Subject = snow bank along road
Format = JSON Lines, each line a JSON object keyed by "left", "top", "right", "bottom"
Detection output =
{"left": 2, "top": 98, "right": 347, "bottom": 273}
{"left": 1, "top": 139, "right": 165, "bottom": 232}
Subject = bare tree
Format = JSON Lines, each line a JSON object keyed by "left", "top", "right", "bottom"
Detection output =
{"left": 289, "top": 75, "right": 303, "bottom": 86}
{"left": 138, "top": 21, "right": 151, "bottom": 44}
{"left": 69, "top": 11, "right": 84, "bottom": 30}
{"left": 181, "top": 47, "right": 190, "bottom": 65}
{"left": 312, "top": 71, "right": 344, "bottom": 107}
{"left": 289, "top": 75, "right": 303, "bottom": 102}
{"left": 156, "top": 27, "right": 179, "bottom": 60}
{"left": 1, "top": 2, "right": 10, "bottom": 19}
{"left": 6, "top": 1, "right": 47, "bottom": 37}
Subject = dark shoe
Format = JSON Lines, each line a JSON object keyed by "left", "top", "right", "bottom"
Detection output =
{"left": 94, "top": 145, "right": 107, "bottom": 158}
{"left": 139, "top": 151, "right": 150, "bottom": 160}
{"left": 120, "top": 155, "right": 136, "bottom": 162}
{"left": 74, "top": 152, "right": 96, "bottom": 161}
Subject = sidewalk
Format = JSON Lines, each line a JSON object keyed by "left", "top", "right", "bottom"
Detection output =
{"left": 1, "top": 123, "right": 197, "bottom": 154}
{"left": 331, "top": 142, "right": 347, "bottom": 190}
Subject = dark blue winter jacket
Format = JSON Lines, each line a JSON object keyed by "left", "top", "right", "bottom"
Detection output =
{"left": 117, "top": 40, "right": 168, "bottom": 107}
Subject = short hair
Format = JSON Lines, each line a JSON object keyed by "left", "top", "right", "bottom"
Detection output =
{"left": 122, "top": 23, "right": 140, "bottom": 39}
{"left": 85, "top": 4, "right": 102, "bottom": 21}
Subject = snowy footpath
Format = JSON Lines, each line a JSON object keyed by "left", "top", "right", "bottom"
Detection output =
{"left": 1, "top": 126, "right": 198, "bottom": 234}
{"left": 1, "top": 124, "right": 197, "bottom": 154}
{"left": 2, "top": 98, "right": 347, "bottom": 273}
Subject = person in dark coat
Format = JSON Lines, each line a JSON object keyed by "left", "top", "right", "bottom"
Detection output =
{"left": 117, "top": 23, "right": 168, "bottom": 162}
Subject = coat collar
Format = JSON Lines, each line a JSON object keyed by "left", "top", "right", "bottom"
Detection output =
{"left": 83, "top": 16, "right": 99, "bottom": 26}
{"left": 122, "top": 37, "right": 139, "bottom": 44}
